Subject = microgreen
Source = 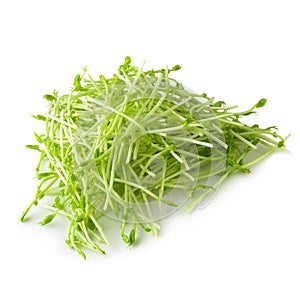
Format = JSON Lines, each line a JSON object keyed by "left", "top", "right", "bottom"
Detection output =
{"left": 21, "top": 56, "right": 288, "bottom": 258}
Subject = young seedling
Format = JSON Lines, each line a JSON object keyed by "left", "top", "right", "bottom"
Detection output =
{"left": 20, "top": 56, "right": 288, "bottom": 258}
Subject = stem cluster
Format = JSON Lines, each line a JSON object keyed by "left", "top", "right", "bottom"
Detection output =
{"left": 21, "top": 57, "right": 288, "bottom": 258}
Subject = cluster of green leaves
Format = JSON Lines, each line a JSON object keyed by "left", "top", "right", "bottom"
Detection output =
{"left": 21, "top": 57, "right": 288, "bottom": 258}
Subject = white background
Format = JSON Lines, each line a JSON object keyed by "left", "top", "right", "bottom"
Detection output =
{"left": 1, "top": 0, "right": 299, "bottom": 299}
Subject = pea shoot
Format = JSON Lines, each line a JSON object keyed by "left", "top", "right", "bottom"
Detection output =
{"left": 21, "top": 57, "right": 288, "bottom": 259}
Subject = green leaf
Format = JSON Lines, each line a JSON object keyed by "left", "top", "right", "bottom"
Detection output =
{"left": 43, "top": 94, "right": 57, "bottom": 101}
{"left": 33, "top": 114, "right": 47, "bottom": 121}
{"left": 75, "top": 214, "right": 86, "bottom": 222}
{"left": 86, "top": 217, "right": 96, "bottom": 230}
{"left": 172, "top": 64, "right": 181, "bottom": 71}
{"left": 36, "top": 172, "right": 56, "bottom": 179}
{"left": 39, "top": 213, "right": 56, "bottom": 226}
{"left": 34, "top": 132, "right": 43, "bottom": 143}
{"left": 73, "top": 74, "right": 82, "bottom": 88}
{"left": 65, "top": 239, "right": 72, "bottom": 248}
{"left": 99, "top": 75, "right": 106, "bottom": 82}
{"left": 128, "top": 229, "right": 136, "bottom": 246}
{"left": 79, "top": 194, "right": 86, "bottom": 209}
{"left": 122, "top": 233, "right": 129, "bottom": 243}
{"left": 124, "top": 56, "right": 131, "bottom": 65}
{"left": 161, "top": 199, "right": 178, "bottom": 207}
{"left": 256, "top": 98, "right": 267, "bottom": 108}
{"left": 215, "top": 101, "right": 226, "bottom": 107}
{"left": 26, "top": 144, "right": 40, "bottom": 151}
{"left": 53, "top": 197, "right": 64, "bottom": 210}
